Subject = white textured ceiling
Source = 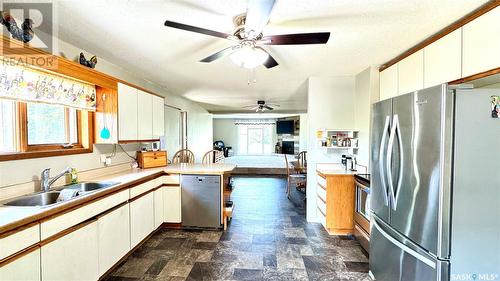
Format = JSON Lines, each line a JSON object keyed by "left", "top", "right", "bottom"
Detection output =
{"left": 55, "top": 0, "right": 488, "bottom": 113}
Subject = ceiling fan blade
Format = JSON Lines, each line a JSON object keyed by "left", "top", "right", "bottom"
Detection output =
{"left": 263, "top": 54, "right": 278, "bottom": 68}
{"left": 255, "top": 47, "right": 278, "bottom": 68}
{"left": 264, "top": 105, "right": 274, "bottom": 110}
{"left": 200, "top": 46, "right": 239, "bottom": 63}
{"left": 164, "top": 20, "right": 232, "bottom": 39}
{"left": 261, "top": 32, "right": 330, "bottom": 45}
{"left": 244, "top": 0, "right": 276, "bottom": 39}
{"left": 242, "top": 105, "right": 259, "bottom": 109}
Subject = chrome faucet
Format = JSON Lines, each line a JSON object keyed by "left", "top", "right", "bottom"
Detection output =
{"left": 41, "top": 167, "right": 73, "bottom": 192}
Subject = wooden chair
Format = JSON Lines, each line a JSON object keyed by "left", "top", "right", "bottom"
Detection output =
{"left": 202, "top": 150, "right": 224, "bottom": 164}
{"left": 295, "top": 151, "right": 307, "bottom": 174}
{"left": 284, "top": 154, "right": 307, "bottom": 199}
{"left": 172, "top": 149, "right": 195, "bottom": 164}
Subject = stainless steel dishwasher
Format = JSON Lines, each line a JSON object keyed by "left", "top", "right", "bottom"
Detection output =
{"left": 181, "top": 175, "right": 221, "bottom": 228}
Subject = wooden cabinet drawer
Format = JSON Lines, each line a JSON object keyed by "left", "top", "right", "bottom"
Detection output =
{"left": 317, "top": 196, "right": 327, "bottom": 216}
{"left": 0, "top": 224, "right": 39, "bottom": 260}
{"left": 317, "top": 184, "right": 326, "bottom": 202}
{"left": 130, "top": 179, "right": 156, "bottom": 199}
{"left": 317, "top": 206, "right": 326, "bottom": 227}
{"left": 41, "top": 189, "right": 128, "bottom": 240}
{"left": 161, "top": 174, "right": 180, "bottom": 185}
{"left": 316, "top": 173, "right": 327, "bottom": 188}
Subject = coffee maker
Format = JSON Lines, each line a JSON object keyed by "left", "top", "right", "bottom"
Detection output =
{"left": 341, "top": 154, "right": 357, "bottom": 171}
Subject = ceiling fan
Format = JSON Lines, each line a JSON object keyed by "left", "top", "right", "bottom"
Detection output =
{"left": 164, "top": 0, "right": 330, "bottom": 69}
{"left": 243, "top": 100, "right": 280, "bottom": 112}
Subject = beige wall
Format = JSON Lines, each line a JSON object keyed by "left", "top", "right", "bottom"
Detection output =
{"left": 0, "top": 38, "right": 212, "bottom": 188}
{"left": 306, "top": 76, "right": 356, "bottom": 222}
{"left": 354, "top": 66, "right": 380, "bottom": 168}
{"left": 213, "top": 119, "right": 240, "bottom": 153}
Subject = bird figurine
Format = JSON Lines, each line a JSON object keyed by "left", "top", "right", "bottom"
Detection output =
{"left": 79, "top": 52, "right": 97, "bottom": 69}
{"left": 0, "top": 11, "right": 34, "bottom": 43}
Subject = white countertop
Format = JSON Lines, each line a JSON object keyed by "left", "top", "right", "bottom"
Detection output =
{"left": 0, "top": 163, "right": 235, "bottom": 234}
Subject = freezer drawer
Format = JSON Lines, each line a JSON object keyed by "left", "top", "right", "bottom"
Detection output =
{"left": 181, "top": 175, "right": 221, "bottom": 228}
{"left": 370, "top": 218, "right": 449, "bottom": 281}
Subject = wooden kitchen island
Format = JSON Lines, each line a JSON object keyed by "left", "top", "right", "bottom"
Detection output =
{"left": 316, "top": 164, "right": 356, "bottom": 235}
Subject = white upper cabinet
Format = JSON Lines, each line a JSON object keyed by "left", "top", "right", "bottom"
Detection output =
{"left": 152, "top": 95, "right": 165, "bottom": 139}
{"left": 137, "top": 90, "right": 153, "bottom": 140}
{"left": 379, "top": 64, "right": 398, "bottom": 101}
{"left": 118, "top": 83, "right": 165, "bottom": 142}
{"left": 398, "top": 50, "right": 424, "bottom": 95}
{"left": 463, "top": 7, "right": 500, "bottom": 77}
{"left": 424, "top": 29, "right": 462, "bottom": 87}
{"left": 118, "top": 83, "right": 138, "bottom": 141}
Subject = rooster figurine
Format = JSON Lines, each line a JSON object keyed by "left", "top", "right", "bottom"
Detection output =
{"left": 79, "top": 53, "right": 97, "bottom": 69}
{"left": 0, "top": 11, "right": 34, "bottom": 43}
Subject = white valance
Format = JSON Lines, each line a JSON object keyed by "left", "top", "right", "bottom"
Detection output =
{"left": 0, "top": 62, "right": 96, "bottom": 111}
{"left": 234, "top": 119, "right": 276, "bottom": 125}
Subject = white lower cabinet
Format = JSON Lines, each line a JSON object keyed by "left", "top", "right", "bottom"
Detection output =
{"left": 154, "top": 187, "right": 164, "bottom": 228}
{"left": 41, "top": 221, "right": 99, "bottom": 281}
{"left": 0, "top": 248, "right": 40, "bottom": 281}
{"left": 163, "top": 186, "right": 181, "bottom": 223}
{"left": 98, "top": 204, "right": 130, "bottom": 276}
{"left": 130, "top": 192, "right": 155, "bottom": 248}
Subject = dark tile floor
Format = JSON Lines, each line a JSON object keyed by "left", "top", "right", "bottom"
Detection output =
{"left": 106, "top": 176, "right": 370, "bottom": 281}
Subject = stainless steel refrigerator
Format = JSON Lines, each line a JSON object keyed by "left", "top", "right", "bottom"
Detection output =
{"left": 369, "top": 84, "right": 500, "bottom": 281}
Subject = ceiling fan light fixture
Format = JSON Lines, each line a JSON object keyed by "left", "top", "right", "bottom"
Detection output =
{"left": 229, "top": 45, "right": 269, "bottom": 69}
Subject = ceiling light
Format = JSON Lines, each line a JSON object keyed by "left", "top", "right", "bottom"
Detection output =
{"left": 230, "top": 45, "right": 269, "bottom": 69}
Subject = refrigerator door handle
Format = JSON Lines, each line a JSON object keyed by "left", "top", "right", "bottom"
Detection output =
{"left": 393, "top": 114, "right": 404, "bottom": 209}
{"left": 378, "top": 115, "right": 391, "bottom": 206}
{"left": 373, "top": 219, "right": 436, "bottom": 269}
{"left": 386, "top": 115, "right": 397, "bottom": 210}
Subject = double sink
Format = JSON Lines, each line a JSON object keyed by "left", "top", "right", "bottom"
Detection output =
{"left": 2, "top": 182, "right": 119, "bottom": 207}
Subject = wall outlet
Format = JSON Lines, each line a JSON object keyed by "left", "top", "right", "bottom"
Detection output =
{"left": 100, "top": 155, "right": 112, "bottom": 166}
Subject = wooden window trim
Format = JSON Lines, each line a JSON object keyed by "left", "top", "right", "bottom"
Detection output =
{"left": 0, "top": 103, "right": 94, "bottom": 161}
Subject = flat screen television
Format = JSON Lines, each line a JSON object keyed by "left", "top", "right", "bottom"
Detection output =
{"left": 276, "top": 120, "right": 295, "bottom": 134}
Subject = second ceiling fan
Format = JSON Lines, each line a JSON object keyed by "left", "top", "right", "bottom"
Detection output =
{"left": 164, "top": 0, "right": 330, "bottom": 69}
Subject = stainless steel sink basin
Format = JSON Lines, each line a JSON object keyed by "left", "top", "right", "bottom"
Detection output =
{"left": 3, "top": 191, "right": 61, "bottom": 207}
{"left": 63, "top": 181, "right": 119, "bottom": 192}
{"left": 1, "top": 181, "right": 120, "bottom": 207}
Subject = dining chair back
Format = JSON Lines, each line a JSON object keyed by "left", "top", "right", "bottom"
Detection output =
{"left": 172, "top": 149, "right": 195, "bottom": 164}
{"left": 202, "top": 150, "right": 224, "bottom": 164}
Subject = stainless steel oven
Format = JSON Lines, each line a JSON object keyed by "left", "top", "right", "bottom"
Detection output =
{"left": 356, "top": 177, "right": 371, "bottom": 220}
{"left": 354, "top": 174, "right": 371, "bottom": 253}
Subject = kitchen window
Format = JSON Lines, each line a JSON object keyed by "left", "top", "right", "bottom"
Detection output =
{"left": 0, "top": 100, "right": 93, "bottom": 161}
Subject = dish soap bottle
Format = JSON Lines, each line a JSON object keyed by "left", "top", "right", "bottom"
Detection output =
{"left": 65, "top": 168, "right": 78, "bottom": 184}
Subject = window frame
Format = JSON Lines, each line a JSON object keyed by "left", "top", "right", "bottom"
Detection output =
{"left": 0, "top": 102, "right": 93, "bottom": 161}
